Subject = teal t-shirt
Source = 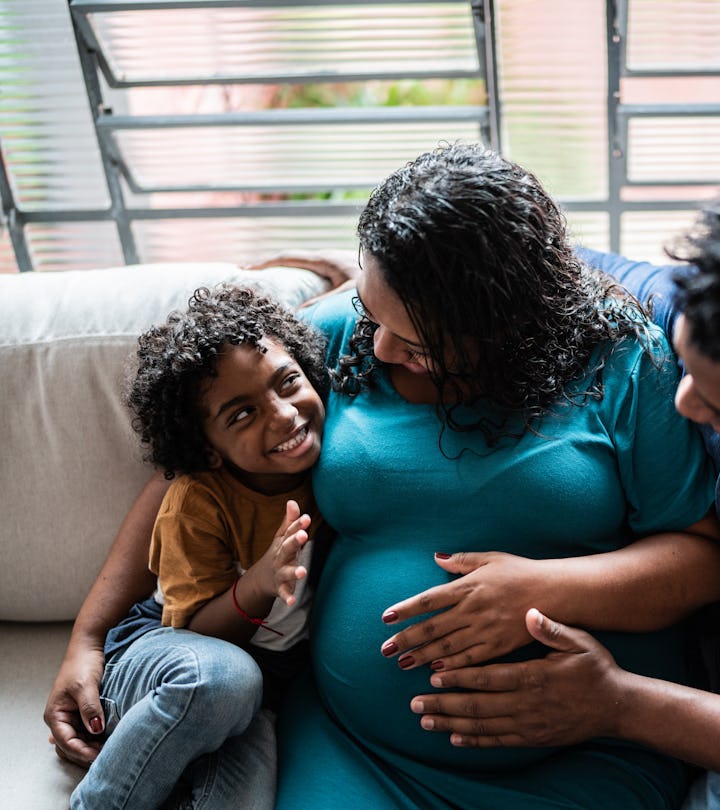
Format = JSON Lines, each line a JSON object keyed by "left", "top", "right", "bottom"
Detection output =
{"left": 279, "top": 289, "right": 717, "bottom": 810}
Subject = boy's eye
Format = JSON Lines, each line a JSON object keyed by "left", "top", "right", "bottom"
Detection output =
{"left": 280, "top": 371, "right": 302, "bottom": 390}
{"left": 229, "top": 407, "right": 252, "bottom": 426}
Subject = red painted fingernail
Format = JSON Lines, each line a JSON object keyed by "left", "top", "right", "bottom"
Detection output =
{"left": 431, "top": 660, "right": 445, "bottom": 671}
{"left": 382, "top": 610, "right": 399, "bottom": 623}
{"left": 398, "top": 655, "right": 415, "bottom": 669}
{"left": 382, "top": 641, "right": 398, "bottom": 656}
{"left": 435, "top": 552, "right": 451, "bottom": 559}
{"left": 90, "top": 716, "right": 103, "bottom": 734}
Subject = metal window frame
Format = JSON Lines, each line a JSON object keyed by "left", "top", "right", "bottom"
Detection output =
{"left": 4, "top": 0, "right": 717, "bottom": 271}
{"left": 4, "top": 0, "right": 498, "bottom": 271}
{"left": 561, "top": 0, "right": 720, "bottom": 253}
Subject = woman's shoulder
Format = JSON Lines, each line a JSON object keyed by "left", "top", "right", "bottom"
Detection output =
{"left": 592, "top": 294, "right": 673, "bottom": 372}
{"left": 301, "top": 287, "right": 357, "bottom": 327}
{"left": 300, "top": 288, "right": 358, "bottom": 355}
{"left": 613, "top": 314, "right": 674, "bottom": 375}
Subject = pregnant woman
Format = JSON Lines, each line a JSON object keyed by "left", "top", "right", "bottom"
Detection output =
{"left": 276, "top": 143, "right": 720, "bottom": 809}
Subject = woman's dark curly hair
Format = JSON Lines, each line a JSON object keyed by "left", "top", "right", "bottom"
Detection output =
{"left": 667, "top": 203, "right": 720, "bottom": 362}
{"left": 334, "top": 142, "right": 657, "bottom": 443}
{"left": 126, "top": 284, "right": 328, "bottom": 478}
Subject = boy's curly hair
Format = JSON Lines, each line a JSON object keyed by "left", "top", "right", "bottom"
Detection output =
{"left": 126, "top": 284, "right": 328, "bottom": 478}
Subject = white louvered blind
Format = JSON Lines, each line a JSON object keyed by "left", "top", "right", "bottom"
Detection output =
{"left": 1, "top": 0, "right": 490, "bottom": 271}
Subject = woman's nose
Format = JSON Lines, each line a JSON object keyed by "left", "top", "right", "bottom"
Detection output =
{"left": 373, "top": 325, "right": 404, "bottom": 364}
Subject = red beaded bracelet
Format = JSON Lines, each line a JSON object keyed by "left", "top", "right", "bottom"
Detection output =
{"left": 231, "top": 576, "right": 284, "bottom": 637}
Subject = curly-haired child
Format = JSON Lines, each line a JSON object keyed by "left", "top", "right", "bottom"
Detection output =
{"left": 70, "top": 284, "right": 328, "bottom": 810}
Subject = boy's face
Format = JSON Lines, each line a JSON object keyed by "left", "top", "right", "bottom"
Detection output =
{"left": 201, "top": 339, "right": 324, "bottom": 491}
{"left": 673, "top": 314, "right": 720, "bottom": 434}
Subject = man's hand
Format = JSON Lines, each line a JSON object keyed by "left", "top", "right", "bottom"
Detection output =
{"left": 409, "top": 608, "right": 622, "bottom": 748}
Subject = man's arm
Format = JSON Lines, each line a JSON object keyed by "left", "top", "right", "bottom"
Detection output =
{"left": 411, "top": 608, "right": 720, "bottom": 771}
{"left": 576, "top": 245, "right": 690, "bottom": 344}
{"left": 43, "top": 471, "right": 170, "bottom": 767}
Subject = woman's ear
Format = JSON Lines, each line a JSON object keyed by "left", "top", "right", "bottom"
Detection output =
{"left": 205, "top": 447, "right": 223, "bottom": 469}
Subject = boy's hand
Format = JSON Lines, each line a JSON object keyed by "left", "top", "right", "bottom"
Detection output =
{"left": 265, "top": 500, "right": 311, "bottom": 606}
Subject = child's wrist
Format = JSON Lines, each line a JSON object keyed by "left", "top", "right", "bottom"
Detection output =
{"left": 231, "top": 576, "right": 284, "bottom": 637}
{"left": 241, "top": 558, "right": 278, "bottom": 601}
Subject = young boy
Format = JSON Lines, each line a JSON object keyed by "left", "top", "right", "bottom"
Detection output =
{"left": 70, "top": 284, "right": 328, "bottom": 810}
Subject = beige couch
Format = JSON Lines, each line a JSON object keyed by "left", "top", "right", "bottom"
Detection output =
{"left": 0, "top": 262, "right": 329, "bottom": 809}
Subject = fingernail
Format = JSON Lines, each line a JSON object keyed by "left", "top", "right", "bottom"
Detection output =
{"left": 435, "top": 552, "right": 451, "bottom": 559}
{"left": 430, "top": 660, "right": 445, "bottom": 671}
{"left": 90, "top": 716, "right": 103, "bottom": 734}
{"left": 421, "top": 717, "right": 435, "bottom": 730}
{"left": 382, "top": 610, "right": 399, "bottom": 624}
{"left": 398, "top": 655, "right": 415, "bottom": 669}
{"left": 381, "top": 641, "right": 398, "bottom": 656}
{"left": 430, "top": 674, "right": 444, "bottom": 688}
{"left": 411, "top": 699, "right": 424, "bottom": 714}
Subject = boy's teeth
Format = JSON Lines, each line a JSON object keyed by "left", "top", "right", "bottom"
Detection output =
{"left": 274, "top": 426, "right": 307, "bottom": 452}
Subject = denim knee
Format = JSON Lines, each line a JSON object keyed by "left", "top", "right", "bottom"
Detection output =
{"left": 72, "top": 630, "right": 266, "bottom": 810}
{"left": 104, "top": 629, "right": 264, "bottom": 745}
{"left": 161, "top": 631, "right": 264, "bottom": 741}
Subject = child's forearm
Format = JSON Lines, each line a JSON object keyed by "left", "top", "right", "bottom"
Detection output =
{"left": 188, "top": 567, "right": 276, "bottom": 645}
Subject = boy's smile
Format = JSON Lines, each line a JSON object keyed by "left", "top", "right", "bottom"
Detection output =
{"left": 201, "top": 338, "right": 324, "bottom": 493}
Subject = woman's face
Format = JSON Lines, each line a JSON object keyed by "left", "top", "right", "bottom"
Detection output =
{"left": 355, "top": 251, "right": 435, "bottom": 376}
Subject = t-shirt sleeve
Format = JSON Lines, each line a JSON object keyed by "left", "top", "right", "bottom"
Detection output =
{"left": 149, "top": 483, "right": 237, "bottom": 628}
{"left": 575, "top": 246, "right": 695, "bottom": 344}
{"left": 610, "top": 329, "right": 717, "bottom": 534}
{"left": 300, "top": 287, "right": 358, "bottom": 368}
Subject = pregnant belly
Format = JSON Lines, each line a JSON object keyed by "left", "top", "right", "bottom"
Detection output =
{"left": 310, "top": 540, "right": 556, "bottom": 773}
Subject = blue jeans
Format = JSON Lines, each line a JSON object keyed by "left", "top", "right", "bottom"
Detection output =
{"left": 70, "top": 627, "right": 275, "bottom": 810}
{"left": 682, "top": 771, "right": 720, "bottom": 810}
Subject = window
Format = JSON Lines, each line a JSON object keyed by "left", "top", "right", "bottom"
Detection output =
{"left": 1, "top": 0, "right": 717, "bottom": 272}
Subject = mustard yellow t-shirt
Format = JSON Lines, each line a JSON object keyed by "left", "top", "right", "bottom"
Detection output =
{"left": 149, "top": 466, "right": 320, "bottom": 651}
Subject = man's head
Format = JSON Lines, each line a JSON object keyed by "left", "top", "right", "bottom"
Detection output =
{"left": 669, "top": 205, "right": 720, "bottom": 432}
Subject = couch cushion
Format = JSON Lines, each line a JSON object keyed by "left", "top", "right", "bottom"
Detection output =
{"left": 0, "top": 622, "right": 83, "bottom": 809}
{"left": 0, "top": 263, "right": 329, "bottom": 621}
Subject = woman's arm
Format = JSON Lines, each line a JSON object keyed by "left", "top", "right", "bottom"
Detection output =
{"left": 43, "top": 471, "right": 170, "bottom": 767}
{"left": 244, "top": 249, "right": 359, "bottom": 289}
{"left": 380, "top": 510, "right": 720, "bottom": 671}
{"left": 410, "top": 608, "right": 720, "bottom": 771}
{"left": 245, "top": 250, "right": 358, "bottom": 307}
